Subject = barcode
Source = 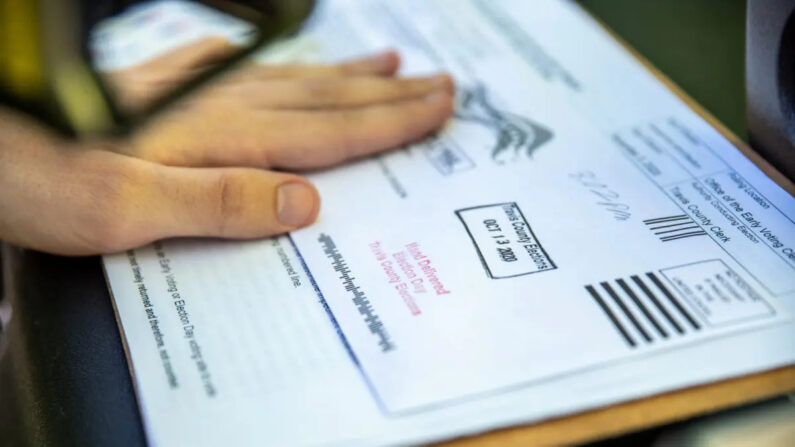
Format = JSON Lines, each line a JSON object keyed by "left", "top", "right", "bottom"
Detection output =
{"left": 318, "top": 233, "right": 395, "bottom": 352}
{"left": 585, "top": 272, "right": 701, "bottom": 348}
{"left": 643, "top": 214, "right": 707, "bottom": 242}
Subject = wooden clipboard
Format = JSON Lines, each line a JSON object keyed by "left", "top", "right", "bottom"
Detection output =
{"left": 442, "top": 10, "right": 795, "bottom": 447}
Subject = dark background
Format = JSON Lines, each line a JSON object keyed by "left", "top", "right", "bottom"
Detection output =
{"left": 580, "top": 0, "right": 747, "bottom": 141}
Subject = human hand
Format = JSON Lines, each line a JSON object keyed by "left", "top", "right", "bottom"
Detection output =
{"left": 0, "top": 47, "right": 454, "bottom": 255}
{"left": 111, "top": 40, "right": 455, "bottom": 169}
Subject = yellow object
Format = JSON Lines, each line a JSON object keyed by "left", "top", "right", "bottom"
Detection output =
{"left": 0, "top": 0, "right": 46, "bottom": 100}
{"left": 0, "top": 0, "right": 113, "bottom": 134}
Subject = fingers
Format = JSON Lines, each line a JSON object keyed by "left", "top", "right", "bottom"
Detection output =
{"left": 133, "top": 164, "right": 320, "bottom": 244}
{"left": 103, "top": 37, "right": 238, "bottom": 111}
{"left": 261, "top": 91, "right": 455, "bottom": 168}
{"left": 131, "top": 89, "right": 455, "bottom": 169}
{"left": 0, "top": 130, "right": 320, "bottom": 255}
{"left": 197, "top": 74, "right": 454, "bottom": 110}
{"left": 153, "top": 37, "right": 240, "bottom": 72}
{"left": 106, "top": 48, "right": 404, "bottom": 114}
{"left": 0, "top": 105, "right": 322, "bottom": 255}
{"left": 106, "top": 37, "right": 238, "bottom": 83}
{"left": 229, "top": 50, "right": 401, "bottom": 81}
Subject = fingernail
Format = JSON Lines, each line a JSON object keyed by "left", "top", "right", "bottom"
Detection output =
{"left": 372, "top": 50, "right": 397, "bottom": 69}
{"left": 424, "top": 91, "right": 449, "bottom": 103}
{"left": 277, "top": 182, "right": 317, "bottom": 227}
{"left": 433, "top": 74, "right": 454, "bottom": 92}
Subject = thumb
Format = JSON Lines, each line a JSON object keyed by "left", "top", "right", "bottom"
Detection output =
{"left": 142, "top": 164, "right": 321, "bottom": 242}
{"left": 0, "top": 109, "right": 320, "bottom": 256}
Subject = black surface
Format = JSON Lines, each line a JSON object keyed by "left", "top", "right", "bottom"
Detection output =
{"left": 0, "top": 248, "right": 145, "bottom": 447}
{"left": 746, "top": 0, "right": 795, "bottom": 180}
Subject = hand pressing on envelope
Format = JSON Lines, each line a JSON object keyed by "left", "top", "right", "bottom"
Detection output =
{"left": 0, "top": 41, "right": 455, "bottom": 255}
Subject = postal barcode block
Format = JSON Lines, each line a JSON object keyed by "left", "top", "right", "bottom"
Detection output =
{"left": 585, "top": 271, "right": 702, "bottom": 348}
{"left": 644, "top": 214, "right": 707, "bottom": 242}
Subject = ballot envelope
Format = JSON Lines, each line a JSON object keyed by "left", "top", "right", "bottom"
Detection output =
{"left": 102, "top": 1, "right": 795, "bottom": 445}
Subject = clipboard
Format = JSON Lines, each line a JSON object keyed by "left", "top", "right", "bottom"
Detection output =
{"left": 444, "top": 12, "right": 795, "bottom": 447}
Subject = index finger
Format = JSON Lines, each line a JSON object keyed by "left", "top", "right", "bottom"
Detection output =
{"left": 228, "top": 50, "right": 401, "bottom": 82}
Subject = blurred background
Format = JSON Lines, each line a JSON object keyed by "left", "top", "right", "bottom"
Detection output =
{"left": 579, "top": 0, "right": 747, "bottom": 141}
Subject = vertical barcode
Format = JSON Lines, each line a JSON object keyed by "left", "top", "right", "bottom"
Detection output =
{"left": 585, "top": 271, "right": 702, "bottom": 349}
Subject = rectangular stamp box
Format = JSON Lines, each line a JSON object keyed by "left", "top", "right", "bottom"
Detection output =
{"left": 456, "top": 202, "right": 556, "bottom": 279}
{"left": 423, "top": 136, "right": 476, "bottom": 176}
